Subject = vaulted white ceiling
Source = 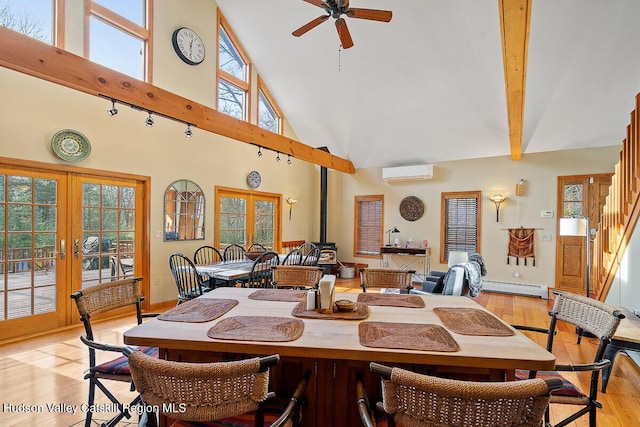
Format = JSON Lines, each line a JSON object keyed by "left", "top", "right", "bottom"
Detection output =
{"left": 216, "top": 0, "right": 640, "bottom": 169}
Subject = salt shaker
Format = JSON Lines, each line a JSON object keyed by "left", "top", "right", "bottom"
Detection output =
{"left": 306, "top": 289, "right": 317, "bottom": 310}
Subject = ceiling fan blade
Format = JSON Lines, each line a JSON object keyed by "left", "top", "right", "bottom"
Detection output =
{"left": 335, "top": 18, "right": 354, "bottom": 49}
{"left": 303, "top": 0, "right": 327, "bottom": 7}
{"left": 345, "top": 8, "right": 393, "bottom": 22}
{"left": 292, "top": 15, "right": 330, "bottom": 37}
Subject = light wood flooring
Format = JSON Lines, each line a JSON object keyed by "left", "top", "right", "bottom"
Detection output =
{"left": 1, "top": 278, "right": 639, "bottom": 426}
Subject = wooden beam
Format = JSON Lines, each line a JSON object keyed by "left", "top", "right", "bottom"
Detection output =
{"left": 498, "top": 0, "right": 532, "bottom": 160}
{"left": 0, "top": 26, "right": 355, "bottom": 174}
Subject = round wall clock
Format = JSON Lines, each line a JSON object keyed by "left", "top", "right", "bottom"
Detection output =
{"left": 172, "top": 27, "right": 205, "bottom": 65}
{"left": 51, "top": 129, "right": 91, "bottom": 162}
{"left": 399, "top": 196, "right": 424, "bottom": 221}
{"left": 247, "top": 171, "right": 261, "bottom": 189}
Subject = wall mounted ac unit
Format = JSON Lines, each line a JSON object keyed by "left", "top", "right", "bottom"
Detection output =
{"left": 382, "top": 164, "right": 434, "bottom": 182}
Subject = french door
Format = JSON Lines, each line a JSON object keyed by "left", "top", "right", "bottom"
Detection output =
{"left": 0, "top": 163, "right": 146, "bottom": 340}
{"left": 214, "top": 186, "right": 281, "bottom": 251}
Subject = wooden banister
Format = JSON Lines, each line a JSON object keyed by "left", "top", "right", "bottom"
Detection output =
{"left": 594, "top": 92, "right": 640, "bottom": 301}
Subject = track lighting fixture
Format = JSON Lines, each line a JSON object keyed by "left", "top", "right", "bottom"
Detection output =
{"left": 287, "top": 154, "right": 292, "bottom": 164}
{"left": 107, "top": 99, "right": 118, "bottom": 116}
{"left": 258, "top": 146, "right": 263, "bottom": 157}
{"left": 184, "top": 124, "right": 192, "bottom": 138}
{"left": 276, "top": 152, "right": 281, "bottom": 162}
{"left": 145, "top": 112, "right": 154, "bottom": 127}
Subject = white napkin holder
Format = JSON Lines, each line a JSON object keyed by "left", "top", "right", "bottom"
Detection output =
{"left": 318, "top": 275, "right": 336, "bottom": 313}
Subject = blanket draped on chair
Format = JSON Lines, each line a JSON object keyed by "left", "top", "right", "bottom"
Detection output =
{"left": 450, "top": 261, "right": 483, "bottom": 297}
{"left": 507, "top": 227, "right": 535, "bottom": 266}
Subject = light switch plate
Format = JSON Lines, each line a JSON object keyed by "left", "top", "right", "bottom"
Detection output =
{"left": 540, "top": 210, "right": 554, "bottom": 218}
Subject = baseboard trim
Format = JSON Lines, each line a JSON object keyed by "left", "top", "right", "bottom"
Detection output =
{"left": 482, "top": 280, "right": 549, "bottom": 299}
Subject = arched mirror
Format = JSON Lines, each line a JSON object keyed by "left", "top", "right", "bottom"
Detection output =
{"left": 164, "top": 180, "right": 205, "bottom": 241}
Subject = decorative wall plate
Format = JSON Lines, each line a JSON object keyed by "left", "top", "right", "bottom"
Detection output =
{"left": 399, "top": 196, "right": 424, "bottom": 221}
{"left": 51, "top": 129, "right": 91, "bottom": 162}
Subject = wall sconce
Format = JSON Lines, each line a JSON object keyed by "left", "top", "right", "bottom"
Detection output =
{"left": 489, "top": 194, "right": 507, "bottom": 222}
{"left": 515, "top": 178, "right": 525, "bottom": 196}
{"left": 286, "top": 197, "right": 297, "bottom": 220}
{"left": 386, "top": 226, "right": 400, "bottom": 246}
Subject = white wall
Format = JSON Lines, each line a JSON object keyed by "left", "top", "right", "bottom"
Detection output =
{"left": 326, "top": 147, "right": 620, "bottom": 289}
{"left": 606, "top": 224, "right": 640, "bottom": 313}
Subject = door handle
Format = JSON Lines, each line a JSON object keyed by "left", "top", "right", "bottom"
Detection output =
{"left": 60, "top": 239, "right": 66, "bottom": 260}
{"left": 74, "top": 239, "right": 80, "bottom": 258}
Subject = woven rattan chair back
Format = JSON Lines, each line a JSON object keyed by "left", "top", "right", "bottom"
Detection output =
{"left": 272, "top": 265, "right": 323, "bottom": 289}
{"left": 169, "top": 253, "right": 206, "bottom": 305}
{"left": 282, "top": 248, "right": 303, "bottom": 265}
{"left": 223, "top": 243, "right": 247, "bottom": 261}
{"left": 551, "top": 291, "right": 623, "bottom": 340}
{"left": 193, "top": 245, "right": 223, "bottom": 265}
{"left": 126, "top": 349, "right": 279, "bottom": 423}
{"left": 246, "top": 251, "right": 280, "bottom": 288}
{"left": 371, "top": 362, "right": 561, "bottom": 427}
{"left": 359, "top": 268, "right": 415, "bottom": 293}
{"left": 71, "top": 277, "right": 153, "bottom": 427}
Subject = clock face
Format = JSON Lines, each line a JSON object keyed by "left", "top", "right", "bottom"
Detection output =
{"left": 172, "top": 27, "right": 205, "bottom": 65}
{"left": 247, "top": 171, "right": 261, "bottom": 189}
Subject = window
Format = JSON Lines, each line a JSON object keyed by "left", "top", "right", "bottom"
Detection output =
{"left": 1, "top": 0, "right": 55, "bottom": 44}
{"left": 258, "top": 77, "right": 282, "bottom": 134}
{"left": 440, "top": 191, "right": 481, "bottom": 264}
{"left": 87, "top": 0, "right": 151, "bottom": 81}
{"left": 354, "top": 195, "right": 383, "bottom": 257}
{"left": 217, "top": 12, "right": 250, "bottom": 121}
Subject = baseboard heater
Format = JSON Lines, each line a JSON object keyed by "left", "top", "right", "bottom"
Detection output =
{"left": 482, "top": 281, "right": 549, "bottom": 299}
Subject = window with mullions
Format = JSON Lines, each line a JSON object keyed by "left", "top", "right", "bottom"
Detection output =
{"left": 258, "top": 78, "right": 282, "bottom": 134}
{"left": 1, "top": 0, "right": 54, "bottom": 44}
{"left": 218, "top": 13, "right": 250, "bottom": 121}
{"left": 440, "top": 191, "right": 481, "bottom": 264}
{"left": 354, "top": 195, "right": 383, "bottom": 257}
{"left": 87, "top": 0, "right": 150, "bottom": 81}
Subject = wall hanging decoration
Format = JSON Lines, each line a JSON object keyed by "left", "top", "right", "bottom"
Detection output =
{"left": 507, "top": 227, "right": 535, "bottom": 266}
{"left": 51, "top": 129, "right": 91, "bottom": 162}
{"left": 399, "top": 196, "right": 424, "bottom": 221}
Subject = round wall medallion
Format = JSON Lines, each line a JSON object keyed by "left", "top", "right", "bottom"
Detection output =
{"left": 247, "top": 170, "right": 261, "bottom": 188}
{"left": 51, "top": 129, "right": 91, "bottom": 162}
{"left": 399, "top": 196, "right": 424, "bottom": 221}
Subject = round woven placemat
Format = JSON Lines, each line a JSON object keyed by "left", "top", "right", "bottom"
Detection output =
{"left": 399, "top": 196, "right": 424, "bottom": 221}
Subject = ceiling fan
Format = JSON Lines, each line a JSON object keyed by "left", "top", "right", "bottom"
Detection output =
{"left": 292, "top": 0, "right": 392, "bottom": 49}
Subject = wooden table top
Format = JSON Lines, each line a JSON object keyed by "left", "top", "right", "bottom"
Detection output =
{"left": 612, "top": 307, "right": 640, "bottom": 345}
{"left": 124, "top": 288, "right": 555, "bottom": 371}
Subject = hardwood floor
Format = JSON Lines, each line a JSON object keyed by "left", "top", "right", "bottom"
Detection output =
{"left": 1, "top": 278, "right": 639, "bottom": 426}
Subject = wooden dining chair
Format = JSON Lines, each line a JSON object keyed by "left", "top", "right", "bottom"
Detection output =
{"left": 361, "top": 362, "right": 562, "bottom": 427}
{"left": 124, "top": 348, "right": 311, "bottom": 427}
{"left": 193, "top": 245, "right": 224, "bottom": 288}
{"left": 359, "top": 268, "right": 415, "bottom": 293}
{"left": 223, "top": 243, "right": 246, "bottom": 261}
{"left": 245, "top": 251, "right": 280, "bottom": 288}
{"left": 281, "top": 248, "right": 303, "bottom": 265}
{"left": 169, "top": 253, "right": 208, "bottom": 304}
{"left": 513, "top": 290, "right": 625, "bottom": 427}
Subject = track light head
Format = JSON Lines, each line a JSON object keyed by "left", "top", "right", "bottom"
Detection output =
{"left": 276, "top": 152, "right": 281, "bottom": 162}
{"left": 107, "top": 100, "right": 118, "bottom": 116}
{"left": 145, "top": 112, "right": 154, "bottom": 127}
{"left": 258, "top": 147, "right": 263, "bottom": 157}
{"left": 287, "top": 155, "right": 292, "bottom": 164}
{"left": 184, "top": 124, "right": 192, "bottom": 138}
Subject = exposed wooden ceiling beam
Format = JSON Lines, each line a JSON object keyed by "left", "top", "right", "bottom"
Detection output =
{"left": 498, "top": 0, "right": 532, "bottom": 160}
{"left": 0, "top": 26, "right": 355, "bottom": 174}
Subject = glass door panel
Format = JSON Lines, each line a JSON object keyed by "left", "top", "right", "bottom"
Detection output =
{"left": 0, "top": 169, "right": 67, "bottom": 337}
{"left": 253, "top": 198, "right": 275, "bottom": 250}
{"left": 219, "top": 195, "right": 247, "bottom": 249}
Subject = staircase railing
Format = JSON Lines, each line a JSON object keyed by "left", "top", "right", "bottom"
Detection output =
{"left": 593, "top": 93, "right": 640, "bottom": 300}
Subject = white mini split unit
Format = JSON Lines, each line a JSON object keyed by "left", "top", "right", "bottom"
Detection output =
{"left": 382, "top": 164, "right": 434, "bottom": 182}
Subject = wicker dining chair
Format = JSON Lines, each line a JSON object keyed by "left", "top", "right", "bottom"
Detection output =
{"left": 513, "top": 290, "right": 625, "bottom": 427}
{"left": 359, "top": 268, "right": 415, "bottom": 293}
{"left": 70, "top": 277, "right": 158, "bottom": 427}
{"left": 271, "top": 265, "right": 324, "bottom": 289}
{"left": 362, "top": 362, "right": 562, "bottom": 427}
{"left": 124, "top": 348, "right": 311, "bottom": 427}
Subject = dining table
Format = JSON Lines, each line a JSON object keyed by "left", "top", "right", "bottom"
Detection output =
{"left": 124, "top": 287, "right": 555, "bottom": 427}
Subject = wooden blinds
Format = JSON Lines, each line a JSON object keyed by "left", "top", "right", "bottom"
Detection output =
{"left": 441, "top": 191, "right": 481, "bottom": 263}
{"left": 355, "top": 196, "right": 383, "bottom": 256}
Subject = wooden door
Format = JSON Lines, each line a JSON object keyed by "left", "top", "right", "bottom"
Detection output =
{"left": 555, "top": 174, "right": 612, "bottom": 295}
